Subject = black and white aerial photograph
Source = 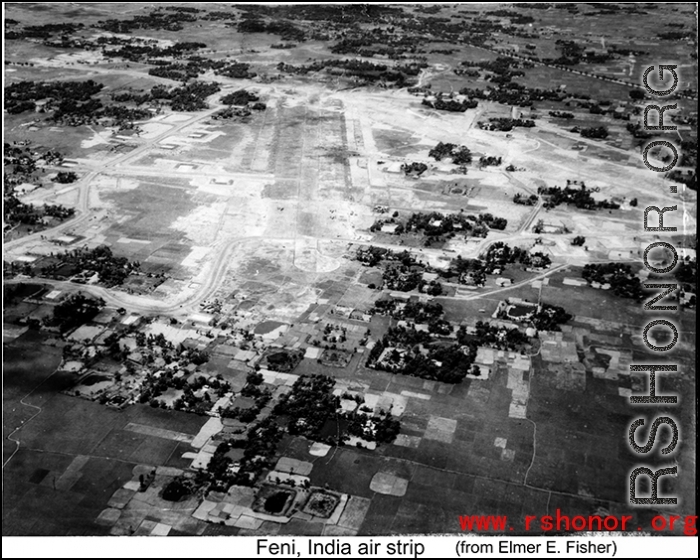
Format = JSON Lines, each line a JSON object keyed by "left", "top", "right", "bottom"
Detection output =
{"left": 3, "top": 2, "right": 697, "bottom": 553}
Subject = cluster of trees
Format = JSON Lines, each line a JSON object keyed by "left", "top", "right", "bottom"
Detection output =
{"left": 4, "top": 194, "right": 75, "bottom": 230}
{"left": 357, "top": 238, "right": 542, "bottom": 294}
{"left": 459, "top": 81, "right": 564, "bottom": 108}
{"left": 549, "top": 111, "right": 574, "bottom": 119}
{"left": 51, "top": 292, "right": 105, "bottom": 333}
{"left": 444, "top": 255, "right": 487, "bottom": 287}
{"left": 478, "top": 118, "right": 536, "bottom": 132}
{"left": 356, "top": 245, "right": 415, "bottom": 267}
{"left": 212, "top": 89, "right": 266, "bottom": 119}
{"left": 461, "top": 56, "right": 525, "bottom": 84}
{"left": 538, "top": 182, "right": 620, "bottom": 211}
{"left": 404, "top": 211, "right": 507, "bottom": 238}
{"left": 482, "top": 242, "right": 551, "bottom": 273}
{"left": 441, "top": 243, "right": 545, "bottom": 286}
{"left": 220, "top": 372, "right": 272, "bottom": 423}
{"left": 428, "top": 142, "right": 472, "bottom": 165}
{"left": 4, "top": 141, "right": 74, "bottom": 231}
{"left": 478, "top": 156, "right": 502, "bottom": 168}
{"left": 667, "top": 168, "right": 697, "bottom": 192}
{"left": 486, "top": 9, "right": 536, "bottom": 24}
{"left": 99, "top": 104, "right": 152, "bottom": 126}
{"left": 145, "top": 374, "right": 224, "bottom": 415}
{"left": 145, "top": 55, "right": 256, "bottom": 82}
{"left": 41, "top": 245, "right": 140, "bottom": 287}
{"left": 97, "top": 7, "right": 200, "bottom": 33}
{"left": 5, "top": 141, "right": 55, "bottom": 172}
{"left": 213, "top": 60, "right": 257, "bottom": 80}
{"left": 221, "top": 90, "right": 259, "bottom": 106}
{"left": 104, "top": 40, "right": 206, "bottom": 63}
{"left": 457, "top": 320, "right": 530, "bottom": 352}
{"left": 513, "top": 193, "right": 538, "bottom": 206}
{"left": 368, "top": 211, "right": 507, "bottom": 245}
{"left": 401, "top": 162, "right": 428, "bottom": 177}
{"left": 274, "top": 374, "right": 340, "bottom": 441}
{"left": 6, "top": 22, "right": 85, "bottom": 41}
{"left": 54, "top": 172, "right": 78, "bottom": 184}
{"left": 70, "top": 80, "right": 225, "bottom": 119}
{"left": 100, "top": 329, "right": 227, "bottom": 413}
{"left": 380, "top": 264, "right": 424, "bottom": 293}
{"left": 530, "top": 303, "right": 573, "bottom": 332}
{"left": 551, "top": 39, "right": 612, "bottom": 66}
{"left": 273, "top": 371, "right": 401, "bottom": 445}
{"left": 207, "top": 418, "right": 284, "bottom": 490}
{"left": 148, "top": 62, "right": 203, "bottom": 82}
{"left": 5, "top": 79, "right": 104, "bottom": 116}
{"left": 373, "top": 299, "right": 444, "bottom": 323}
{"left": 238, "top": 15, "right": 307, "bottom": 42}
{"left": 367, "top": 325, "right": 479, "bottom": 384}
{"left": 675, "top": 259, "right": 697, "bottom": 292}
{"left": 149, "top": 81, "right": 221, "bottom": 112}
{"left": 208, "top": 369, "right": 405, "bottom": 490}
{"left": 581, "top": 263, "right": 644, "bottom": 300}
{"left": 276, "top": 58, "right": 420, "bottom": 87}
{"left": 422, "top": 95, "right": 478, "bottom": 113}
{"left": 213, "top": 106, "right": 252, "bottom": 120}
{"left": 626, "top": 122, "right": 653, "bottom": 142}
{"left": 453, "top": 68, "right": 480, "bottom": 77}
{"left": 330, "top": 34, "right": 421, "bottom": 59}
{"left": 265, "top": 349, "right": 304, "bottom": 373}
{"left": 4, "top": 79, "right": 160, "bottom": 127}
{"left": 347, "top": 408, "right": 401, "bottom": 444}
{"left": 657, "top": 29, "right": 695, "bottom": 41}
{"left": 578, "top": 126, "right": 609, "bottom": 139}
{"left": 162, "top": 476, "right": 194, "bottom": 502}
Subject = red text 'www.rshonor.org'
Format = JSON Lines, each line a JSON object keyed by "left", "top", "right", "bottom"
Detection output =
{"left": 459, "top": 511, "right": 698, "bottom": 535}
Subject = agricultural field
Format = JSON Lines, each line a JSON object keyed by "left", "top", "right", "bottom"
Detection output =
{"left": 3, "top": 1, "right": 696, "bottom": 550}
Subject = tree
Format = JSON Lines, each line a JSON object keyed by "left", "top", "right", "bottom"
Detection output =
{"left": 163, "top": 476, "right": 190, "bottom": 501}
{"left": 629, "top": 198, "right": 638, "bottom": 207}
{"left": 452, "top": 146, "right": 473, "bottom": 165}
{"left": 54, "top": 171, "right": 78, "bottom": 184}
{"left": 52, "top": 292, "right": 105, "bottom": 332}
{"left": 571, "top": 236, "right": 586, "bottom": 246}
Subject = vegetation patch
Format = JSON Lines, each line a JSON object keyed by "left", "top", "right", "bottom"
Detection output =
{"left": 302, "top": 490, "right": 340, "bottom": 518}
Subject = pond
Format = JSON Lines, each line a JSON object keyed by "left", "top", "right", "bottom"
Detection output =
{"left": 318, "top": 416, "right": 350, "bottom": 440}
{"left": 254, "top": 320, "right": 287, "bottom": 335}
{"left": 508, "top": 304, "right": 535, "bottom": 318}
{"left": 264, "top": 491, "right": 291, "bottom": 514}
{"left": 81, "top": 374, "right": 110, "bottom": 386}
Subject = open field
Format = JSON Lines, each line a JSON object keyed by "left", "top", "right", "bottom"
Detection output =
{"left": 3, "top": 333, "right": 209, "bottom": 536}
{"left": 3, "top": 2, "right": 696, "bottom": 543}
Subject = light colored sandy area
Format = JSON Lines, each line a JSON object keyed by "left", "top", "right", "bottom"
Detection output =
{"left": 140, "top": 122, "right": 172, "bottom": 139}
{"left": 369, "top": 473, "right": 408, "bottom": 496}
{"left": 191, "top": 417, "right": 223, "bottom": 449}
{"left": 309, "top": 442, "right": 331, "bottom": 457}
{"left": 162, "top": 113, "right": 193, "bottom": 123}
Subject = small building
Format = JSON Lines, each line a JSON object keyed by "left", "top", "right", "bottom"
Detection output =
{"left": 189, "top": 313, "right": 215, "bottom": 326}
{"left": 122, "top": 315, "right": 140, "bottom": 326}
{"left": 678, "top": 248, "right": 697, "bottom": 261}
{"left": 45, "top": 289, "right": 62, "bottom": 300}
